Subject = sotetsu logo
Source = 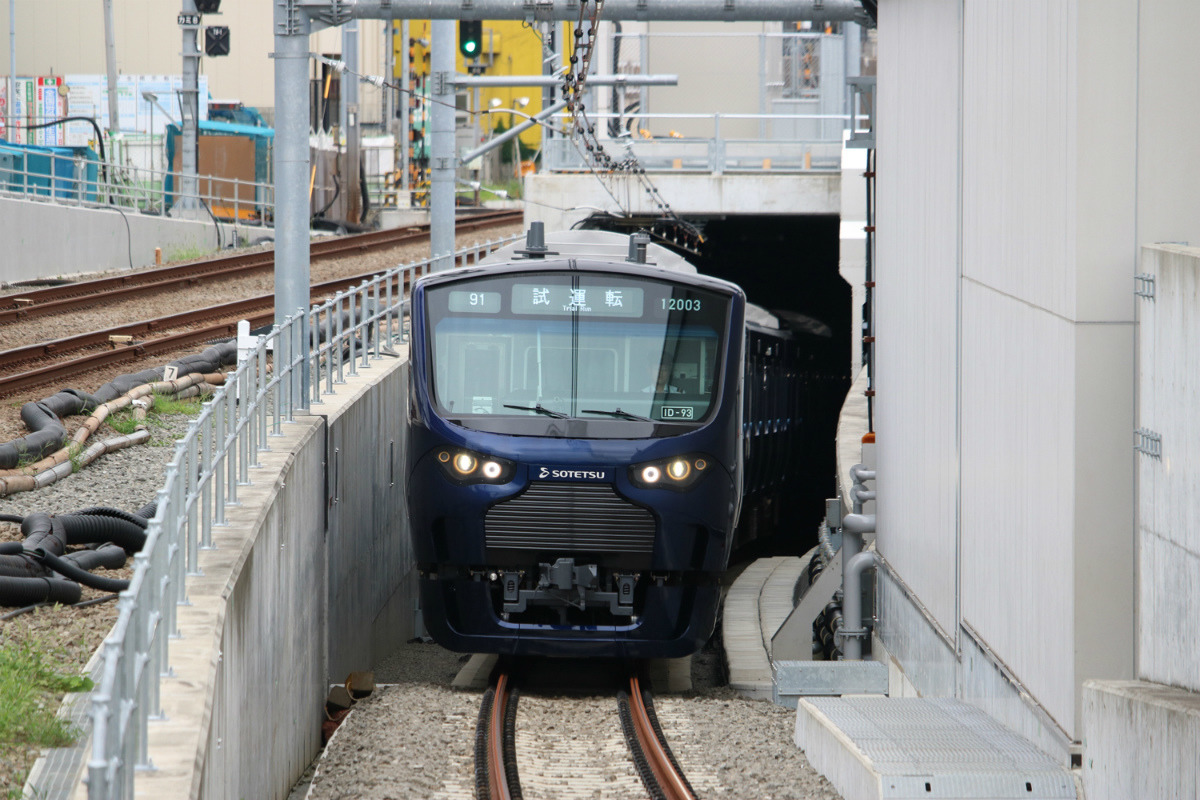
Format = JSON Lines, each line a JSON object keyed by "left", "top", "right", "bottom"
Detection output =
{"left": 533, "top": 466, "right": 611, "bottom": 481}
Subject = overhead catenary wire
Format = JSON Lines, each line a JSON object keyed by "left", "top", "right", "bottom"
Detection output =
{"left": 558, "top": 3, "right": 704, "bottom": 252}
{"left": 311, "top": 46, "right": 692, "bottom": 241}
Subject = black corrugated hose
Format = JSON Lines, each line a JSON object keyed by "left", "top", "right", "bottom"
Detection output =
{"left": 0, "top": 502, "right": 157, "bottom": 610}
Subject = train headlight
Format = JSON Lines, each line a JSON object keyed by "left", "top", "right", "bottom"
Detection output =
{"left": 433, "top": 448, "right": 515, "bottom": 485}
{"left": 629, "top": 454, "right": 709, "bottom": 490}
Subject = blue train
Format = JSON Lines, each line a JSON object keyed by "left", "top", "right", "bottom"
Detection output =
{"left": 406, "top": 227, "right": 803, "bottom": 658}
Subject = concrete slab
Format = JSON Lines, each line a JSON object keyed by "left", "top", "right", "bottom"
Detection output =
{"left": 452, "top": 654, "right": 499, "bottom": 690}
{"left": 1082, "top": 679, "right": 1200, "bottom": 800}
{"left": 795, "top": 697, "right": 1076, "bottom": 800}
{"left": 774, "top": 660, "right": 889, "bottom": 708}
{"left": 647, "top": 656, "right": 693, "bottom": 695}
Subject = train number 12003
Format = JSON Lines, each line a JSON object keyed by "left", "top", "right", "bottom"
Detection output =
{"left": 662, "top": 298, "right": 702, "bottom": 311}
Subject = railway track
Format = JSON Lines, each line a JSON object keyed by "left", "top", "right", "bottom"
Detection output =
{"left": 0, "top": 211, "right": 522, "bottom": 397}
{"left": 0, "top": 267, "right": 402, "bottom": 397}
{"left": 0, "top": 209, "right": 521, "bottom": 325}
{"left": 477, "top": 669, "right": 699, "bottom": 800}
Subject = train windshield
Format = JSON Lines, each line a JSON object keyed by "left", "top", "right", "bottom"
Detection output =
{"left": 424, "top": 271, "right": 730, "bottom": 435}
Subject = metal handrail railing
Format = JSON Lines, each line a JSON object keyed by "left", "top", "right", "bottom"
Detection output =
{"left": 85, "top": 233, "right": 521, "bottom": 799}
{"left": 539, "top": 111, "right": 858, "bottom": 173}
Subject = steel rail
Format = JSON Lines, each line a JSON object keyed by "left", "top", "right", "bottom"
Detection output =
{"left": 0, "top": 317, "right": 272, "bottom": 397}
{"left": 0, "top": 262, "right": 420, "bottom": 397}
{"left": 627, "top": 675, "right": 697, "bottom": 800}
{"left": 0, "top": 264, "right": 401, "bottom": 367}
{"left": 0, "top": 209, "right": 521, "bottom": 325}
{"left": 486, "top": 672, "right": 516, "bottom": 800}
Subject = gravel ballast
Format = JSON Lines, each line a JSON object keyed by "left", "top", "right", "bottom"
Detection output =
{"left": 300, "top": 641, "right": 843, "bottom": 800}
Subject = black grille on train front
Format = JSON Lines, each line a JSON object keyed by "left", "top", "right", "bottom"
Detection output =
{"left": 485, "top": 482, "right": 656, "bottom": 554}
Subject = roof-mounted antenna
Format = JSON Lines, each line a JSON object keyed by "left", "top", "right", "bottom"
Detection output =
{"left": 514, "top": 221, "right": 558, "bottom": 259}
{"left": 626, "top": 231, "right": 651, "bottom": 264}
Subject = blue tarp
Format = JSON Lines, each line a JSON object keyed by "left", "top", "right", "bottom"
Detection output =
{"left": 0, "top": 139, "right": 101, "bottom": 203}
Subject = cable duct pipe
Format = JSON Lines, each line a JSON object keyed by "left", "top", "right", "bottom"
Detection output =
{"left": 0, "top": 390, "right": 98, "bottom": 469}
{"left": 33, "top": 550, "right": 130, "bottom": 593}
{"left": 0, "top": 504, "right": 145, "bottom": 605}
{"left": 0, "top": 577, "right": 82, "bottom": 606}
{"left": 56, "top": 514, "right": 147, "bottom": 553}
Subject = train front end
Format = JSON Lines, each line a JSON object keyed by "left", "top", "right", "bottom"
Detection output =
{"left": 407, "top": 258, "right": 745, "bottom": 658}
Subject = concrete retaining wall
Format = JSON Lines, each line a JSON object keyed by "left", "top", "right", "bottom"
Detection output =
{"left": 1078, "top": 244, "right": 1200, "bottom": 797}
{"left": 0, "top": 195, "right": 242, "bottom": 283}
{"left": 1082, "top": 680, "right": 1200, "bottom": 799}
{"left": 321, "top": 355, "right": 416, "bottom": 681}
{"left": 137, "top": 350, "right": 415, "bottom": 800}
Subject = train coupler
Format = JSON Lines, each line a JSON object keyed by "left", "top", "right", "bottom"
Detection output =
{"left": 499, "top": 558, "right": 636, "bottom": 618}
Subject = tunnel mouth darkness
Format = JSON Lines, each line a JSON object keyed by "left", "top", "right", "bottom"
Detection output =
{"left": 579, "top": 213, "right": 851, "bottom": 561}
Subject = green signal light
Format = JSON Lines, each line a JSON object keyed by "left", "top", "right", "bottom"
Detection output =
{"left": 459, "top": 20, "right": 483, "bottom": 59}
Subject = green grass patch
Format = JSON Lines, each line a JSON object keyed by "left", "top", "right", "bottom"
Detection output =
{"left": 0, "top": 638, "right": 92, "bottom": 755}
{"left": 67, "top": 444, "right": 84, "bottom": 475}
{"left": 13, "top": 450, "right": 40, "bottom": 470}
{"left": 104, "top": 393, "right": 204, "bottom": 440}
{"left": 164, "top": 243, "right": 210, "bottom": 263}
{"left": 106, "top": 411, "right": 140, "bottom": 435}
{"left": 152, "top": 394, "right": 204, "bottom": 417}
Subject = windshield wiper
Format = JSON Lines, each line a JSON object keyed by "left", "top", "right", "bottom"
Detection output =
{"left": 581, "top": 407, "right": 653, "bottom": 422}
{"left": 503, "top": 403, "right": 569, "bottom": 419}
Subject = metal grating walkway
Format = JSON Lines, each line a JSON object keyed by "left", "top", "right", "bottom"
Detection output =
{"left": 796, "top": 697, "right": 1076, "bottom": 799}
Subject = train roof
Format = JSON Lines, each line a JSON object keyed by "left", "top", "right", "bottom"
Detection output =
{"left": 481, "top": 229, "right": 697, "bottom": 274}
{"left": 473, "top": 228, "right": 779, "bottom": 330}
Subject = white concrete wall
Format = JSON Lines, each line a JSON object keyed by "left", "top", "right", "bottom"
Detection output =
{"left": 0, "top": 196, "right": 230, "bottom": 282}
{"left": 523, "top": 172, "right": 839, "bottom": 231}
{"left": 1082, "top": 681, "right": 1200, "bottom": 800}
{"left": 1083, "top": 244, "right": 1200, "bottom": 799}
{"left": 1134, "top": 245, "right": 1200, "bottom": 692}
{"left": 874, "top": 0, "right": 960, "bottom": 636}
{"left": 871, "top": 0, "right": 1191, "bottom": 756}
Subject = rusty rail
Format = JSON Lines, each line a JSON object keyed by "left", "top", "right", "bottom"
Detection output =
{"left": 0, "top": 227, "right": 514, "bottom": 398}
{"left": 0, "top": 209, "right": 521, "bottom": 325}
{"left": 625, "top": 674, "right": 698, "bottom": 800}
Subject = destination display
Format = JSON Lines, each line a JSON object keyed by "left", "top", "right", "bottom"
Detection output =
{"left": 511, "top": 284, "right": 645, "bottom": 317}
{"left": 448, "top": 290, "right": 502, "bottom": 313}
